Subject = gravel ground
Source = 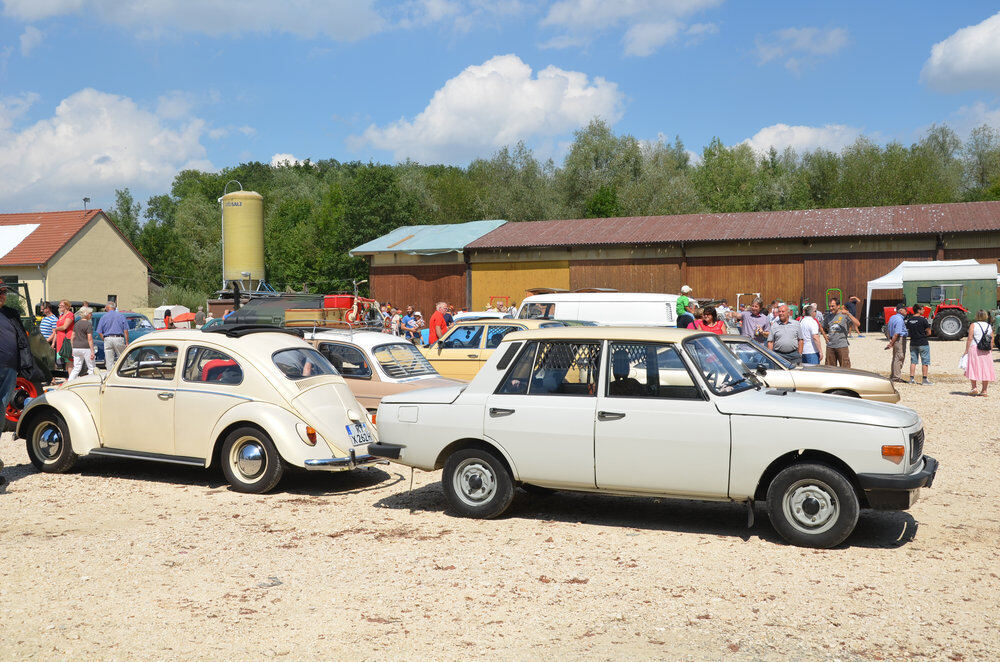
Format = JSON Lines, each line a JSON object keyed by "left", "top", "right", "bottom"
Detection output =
{"left": 1, "top": 335, "right": 998, "bottom": 661}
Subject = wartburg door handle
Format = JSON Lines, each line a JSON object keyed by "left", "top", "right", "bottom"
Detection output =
{"left": 489, "top": 407, "right": 515, "bottom": 417}
{"left": 467, "top": 353, "right": 478, "bottom": 358}
{"left": 597, "top": 411, "right": 625, "bottom": 421}
{"left": 157, "top": 392, "right": 174, "bottom": 400}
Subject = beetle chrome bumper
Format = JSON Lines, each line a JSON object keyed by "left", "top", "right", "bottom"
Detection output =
{"left": 303, "top": 450, "right": 387, "bottom": 471}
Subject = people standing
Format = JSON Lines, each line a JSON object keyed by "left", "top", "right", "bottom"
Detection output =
{"left": 443, "top": 304, "right": 455, "bottom": 328}
{"left": 0, "top": 286, "right": 35, "bottom": 492}
{"left": 846, "top": 296, "right": 862, "bottom": 336}
{"left": 390, "top": 307, "right": 402, "bottom": 336}
{"left": 428, "top": 302, "right": 448, "bottom": 345}
{"left": 883, "top": 304, "right": 908, "bottom": 382}
{"left": 799, "top": 304, "right": 823, "bottom": 365}
{"left": 739, "top": 298, "right": 771, "bottom": 344}
{"left": 95, "top": 300, "right": 130, "bottom": 368}
{"left": 39, "top": 303, "right": 58, "bottom": 343}
{"left": 676, "top": 285, "right": 695, "bottom": 329}
{"left": 964, "top": 310, "right": 995, "bottom": 396}
{"left": 768, "top": 304, "right": 804, "bottom": 365}
{"left": 163, "top": 308, "right": 174, "bottom": 329}
{"left": 52, "top": 300, "right": 75, "bottom": 373}
{"left": 904, "top": 304, "right": 933, "bottom": 385}
{"left": 824, "top": 297, "right": 859, "bottom": 368}
{"left": 194, "top": 306, "right": 206, "bottom": 328}
{"left": 68, "top": 308, "right": 96, "bottom": 381}
{"left": 689, "top": 306, "right": 725, "bottom": 334}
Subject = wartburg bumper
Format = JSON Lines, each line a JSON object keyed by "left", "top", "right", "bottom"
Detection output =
{"left": 856, "top": 455, "right": 938, "bottom": 510}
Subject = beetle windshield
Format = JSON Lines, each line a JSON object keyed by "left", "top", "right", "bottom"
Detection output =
{"left": 372, "top": 343, "right": 437, "bottom": 379}
{"left": 272, "top": 348, "right": 338, "bottom": 380}
{"left": 683, "top": 335, "right": 756, "bottom": 395}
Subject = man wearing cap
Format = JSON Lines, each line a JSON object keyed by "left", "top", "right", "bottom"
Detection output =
{"left": 0, "top": 286, "right": 35, "bottom": 491}
{"left": 96, "top": 300, "right": 130, "bottom": 368}
{"left": 676, "top": 286, "right": 695, "bottom": 329}
{"left": 884, "top": 304, "right": 908, "bottom": 382}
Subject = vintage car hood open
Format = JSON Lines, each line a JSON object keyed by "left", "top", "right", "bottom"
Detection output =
{"left": 714, "top": 388, "right": 919, "bottom": 428}
{"left": 381, "top": 384, "right": 467, "bottom": 405}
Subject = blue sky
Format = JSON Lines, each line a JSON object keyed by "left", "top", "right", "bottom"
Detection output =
{"left": 1, "top": 1, "right": 999, "bottom": 211}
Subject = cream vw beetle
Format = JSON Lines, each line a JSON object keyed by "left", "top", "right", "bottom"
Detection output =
{"left": 17, "top": 326, "right": 382, "bottom": 493}
{"left": 370, "top": 327, "right": 938, "bottom": 548}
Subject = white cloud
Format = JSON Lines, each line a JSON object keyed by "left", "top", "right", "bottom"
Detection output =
{"left": 0, "top": 88, "right": 211, "bottom": 210}
{"left": 755, "top": 26, "right": 848, "bottom": 71}
{"left": 19, "top": 26, "right": 42, "bottom": 56}
{"left": 270, "top": 153, "right": 304, "bottom": 167}
{"left": 541, "top": 0, "right": 722, "bottom": 56}
{"left": 949, "top": 101, "right": 1000, "bottom": 134}
{"left": 2, "top": 0, "right": 386, "bottom": 42}
{"left": 921, "top": 12, "right": 1000, "bottom": 93}
{"left": 0, "top": 92, "right": 39, "bottom": 130}
{"left": 356, "top": 54, "right": 625, "bottom": 163}
{"left": 744, "top": 123, "right": 862, "bottom": 154}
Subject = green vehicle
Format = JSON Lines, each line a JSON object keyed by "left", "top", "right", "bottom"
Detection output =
{"left": 903, "top": 266, "right": 1000, "bottom": 341}
{"left": 3, "top": 282, "right": 56, "bottom": 429}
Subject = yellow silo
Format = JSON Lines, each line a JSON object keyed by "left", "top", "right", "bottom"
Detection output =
{"left": 220, "top": 189, "right": 265, "bottom": 285}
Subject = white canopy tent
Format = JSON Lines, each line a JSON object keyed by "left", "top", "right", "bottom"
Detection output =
{"left": 865, "top": 260, "right": 1000, "bottom": 328}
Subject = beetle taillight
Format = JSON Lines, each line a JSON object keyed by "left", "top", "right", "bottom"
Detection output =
{"left": 305, "top": 426, "right": 317, "bottom": 445}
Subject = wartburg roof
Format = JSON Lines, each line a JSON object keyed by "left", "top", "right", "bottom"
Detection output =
{"left": 350, "top": 219, "right": 506, "bottom": 256}
{"left": 466, "top": 201, "right": 1000, "bottom": 250}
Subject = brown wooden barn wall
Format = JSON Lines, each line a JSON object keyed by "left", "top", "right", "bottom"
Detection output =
{"left": 370, "top": 264, "right": 467, "bottom": 313}
{"left": 685, "top": 254, "right": 803, "bottom": 305}
{"left": 569, "top": 258, "right": 682, "bottom": 293}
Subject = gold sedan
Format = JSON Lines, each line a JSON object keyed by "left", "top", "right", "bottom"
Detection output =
{"left": 419, "top": 318, "right": 569, "bottom": 380}
{"left": 722, "top": 336, "right": 900, "bottom": 403}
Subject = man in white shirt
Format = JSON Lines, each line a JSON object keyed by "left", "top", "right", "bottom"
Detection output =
{"left": 800, "top": 304, "right": 823, "bottom": 365}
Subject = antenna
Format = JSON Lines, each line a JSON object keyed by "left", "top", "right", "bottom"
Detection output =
{"left": 82, "top": 197, "right": 90, "bottom": 210}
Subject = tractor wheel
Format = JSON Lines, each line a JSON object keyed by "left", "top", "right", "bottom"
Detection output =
{"left": 932, "top": 310, "right": 968, "bottom": 341}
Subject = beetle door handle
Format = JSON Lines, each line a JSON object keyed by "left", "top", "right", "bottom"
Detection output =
{"left": 157, "top": 392, "right": 174, "bottom": 400}
{"left": 598, "top": 411, "right": 625, "bottom": 421}
{"left": 489, "top": 407, "right": 514, "bottom": 417}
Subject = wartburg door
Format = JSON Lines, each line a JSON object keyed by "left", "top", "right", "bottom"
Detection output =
{"left": 483, "top": 340, "right": 601, "bottom": 489}
{"left": 595, "top": 342, "right": 730, "bottom": 497}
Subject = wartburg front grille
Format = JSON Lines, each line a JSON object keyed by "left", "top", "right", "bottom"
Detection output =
{"left": 910, "top": 429, "right": 924, "bottom": 461}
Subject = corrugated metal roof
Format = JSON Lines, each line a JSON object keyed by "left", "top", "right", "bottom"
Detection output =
{"left": 350, "top": 219, "right": 507, "bottom": 256}
{"left": 466, "top": 202, "right": 1000, "bottom": 250}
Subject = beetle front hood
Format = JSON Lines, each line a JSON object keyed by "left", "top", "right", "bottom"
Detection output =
{"left": 290, "top": 379, "right": 377, "bottom": 454}
{"left": 714, "top": 388, "right": 919, "bottom": 428}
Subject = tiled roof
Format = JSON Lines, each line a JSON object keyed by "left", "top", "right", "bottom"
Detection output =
{"left": 466, "top": 201, "right": 1000, "bottom": 250}
{"left": 0, "top": 209, "right": 149, "bottom": 268}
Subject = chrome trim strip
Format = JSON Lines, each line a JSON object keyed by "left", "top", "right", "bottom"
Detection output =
{"left": 89, "top": 448, "right": 206, "bottom": 467}
{"left": 173, "top": 388, "right": 253, "bottom": 401}
{"left": 104, "top": 384, "right": 178, "bottom": 392}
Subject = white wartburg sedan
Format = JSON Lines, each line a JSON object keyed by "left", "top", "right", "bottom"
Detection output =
{"left": 370, "top": 327, "right": 938, "bottom": 548}
{"left": 17, "top": 326, "right": 382, "bottom": 493}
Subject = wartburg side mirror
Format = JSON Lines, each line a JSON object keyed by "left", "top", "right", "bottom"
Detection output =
{"left": 756, "top": 364, "right": 768, "bottom": 376}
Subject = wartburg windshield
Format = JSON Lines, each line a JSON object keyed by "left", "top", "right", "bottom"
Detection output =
{"left": 683, "top": 335, "right": 756, "bottom": 395}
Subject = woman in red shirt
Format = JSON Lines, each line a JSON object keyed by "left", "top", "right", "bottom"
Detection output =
{"left": 688, "top": 306, "right": 726, "bottom": 334}
{"left": 52, "top": 299, "right": 75, "bottom": 370}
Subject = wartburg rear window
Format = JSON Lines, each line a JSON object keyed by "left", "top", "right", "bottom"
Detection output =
{"left": 373, "top": 343, "right": 437, "bottom": 378}
{"left": 272, "top": 348, "right": 338, "bottom": 380}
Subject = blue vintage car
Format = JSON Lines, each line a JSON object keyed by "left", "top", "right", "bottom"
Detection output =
{"left": 75, "top": 311, "right": 156, "bottom": 366}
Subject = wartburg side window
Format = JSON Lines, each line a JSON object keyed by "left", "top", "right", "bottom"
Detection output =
{"left": 497, "top": 341, "right": 602, "bottom": 396}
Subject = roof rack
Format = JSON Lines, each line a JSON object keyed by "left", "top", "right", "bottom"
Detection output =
{"left": 204, "top": 324, "right": 304, "bottom": 338}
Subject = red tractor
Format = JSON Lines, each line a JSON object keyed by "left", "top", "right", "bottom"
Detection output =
{"left": 882, "top": 301, "right": 969, "bottom": 341}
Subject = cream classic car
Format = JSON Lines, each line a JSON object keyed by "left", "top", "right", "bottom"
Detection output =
{"left": 305, "top": 329, "right": 464, "bottom": 415}
{"left": 722, "top": 336, "right": 901, "bottom": 403}
{"left": 371, "top": 327, "right": 938, "bottom": 548}
{"left": 17, "top": 326, "right": 382, "bottom": 493}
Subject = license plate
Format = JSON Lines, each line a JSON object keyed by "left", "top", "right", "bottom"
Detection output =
{"left": 346, "top": 423, "right": 373, "bottom": 447}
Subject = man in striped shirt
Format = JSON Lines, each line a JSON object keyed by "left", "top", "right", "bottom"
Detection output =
{"left": 39, "top": 302, "right": 57, "bottom": 342}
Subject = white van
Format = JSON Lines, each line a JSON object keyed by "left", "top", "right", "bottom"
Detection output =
{"left": 516, "top": 292, "right": 679, "bottom": 326}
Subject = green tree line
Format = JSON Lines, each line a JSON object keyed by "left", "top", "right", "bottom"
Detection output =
{"left": 106, "top": 119, "right": 1000, "bottom": 304}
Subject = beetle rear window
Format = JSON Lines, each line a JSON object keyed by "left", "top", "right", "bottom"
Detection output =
{"left": 272, "top": 348, "right": 337, "bottom": 380}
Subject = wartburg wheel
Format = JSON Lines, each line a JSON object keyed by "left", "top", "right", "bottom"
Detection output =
{"left": 443, "top": 448, "right": 514, "bottom": 519}
{"left": 26, "top": 411, "right": 77, "bottom": 473}
{"left": 221, "top": 427, "right": 284, "bottom": 494}
{"left": 766, "top": 463, "right": 859, "bottom": 548}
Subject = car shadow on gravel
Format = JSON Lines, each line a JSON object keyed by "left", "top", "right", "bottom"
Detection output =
{"left": 52, "top": 456, "right": 398, "bottom": 496}
{"left": 375, "top": 483, "right": 919, "bottom": 549}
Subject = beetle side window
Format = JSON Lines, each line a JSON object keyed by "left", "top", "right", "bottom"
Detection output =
{"left": 182, "top": 346, "right": 243, "bottom": 385}
{"left": 497, "top": 341, "right": 601, "bottom": 396}
{"left": 117, "top": 345, "right": 179, "bottom": 380}
{"left": 318, "top": 343, "right": 372, "bottom": 378}
{"left": 440, "top": 325, "right": 484, "bottom": 349}
{"left": 606, "top": 342, "right": 700, "bottom": 399}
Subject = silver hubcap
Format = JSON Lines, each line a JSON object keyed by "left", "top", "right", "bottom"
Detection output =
{"left": 782, "top": 479, "right": 839, "bottom": 535}
{"left": 452, "top": 458, "right": 497, "bottom": 507}
{"left": 33, "top": 422, "right": 63, "bottom": 462}
{"left": 231, "top": 437, "right": 266, "bottom": 481}
{"left": 940, "top": 317, "right": 962, "bottom": 335}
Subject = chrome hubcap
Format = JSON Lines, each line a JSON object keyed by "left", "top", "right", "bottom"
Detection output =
{"left": 231, "top": 437, "right": 265, "bottom": 480}
{"left": 783, "top": 479, "right": 839, "bottom": 534}
{"left": 33, "top": 423, "right": 63, "bottom": 461}
{"left": 452, "top": 458, "right": 497, "bottom": 507}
